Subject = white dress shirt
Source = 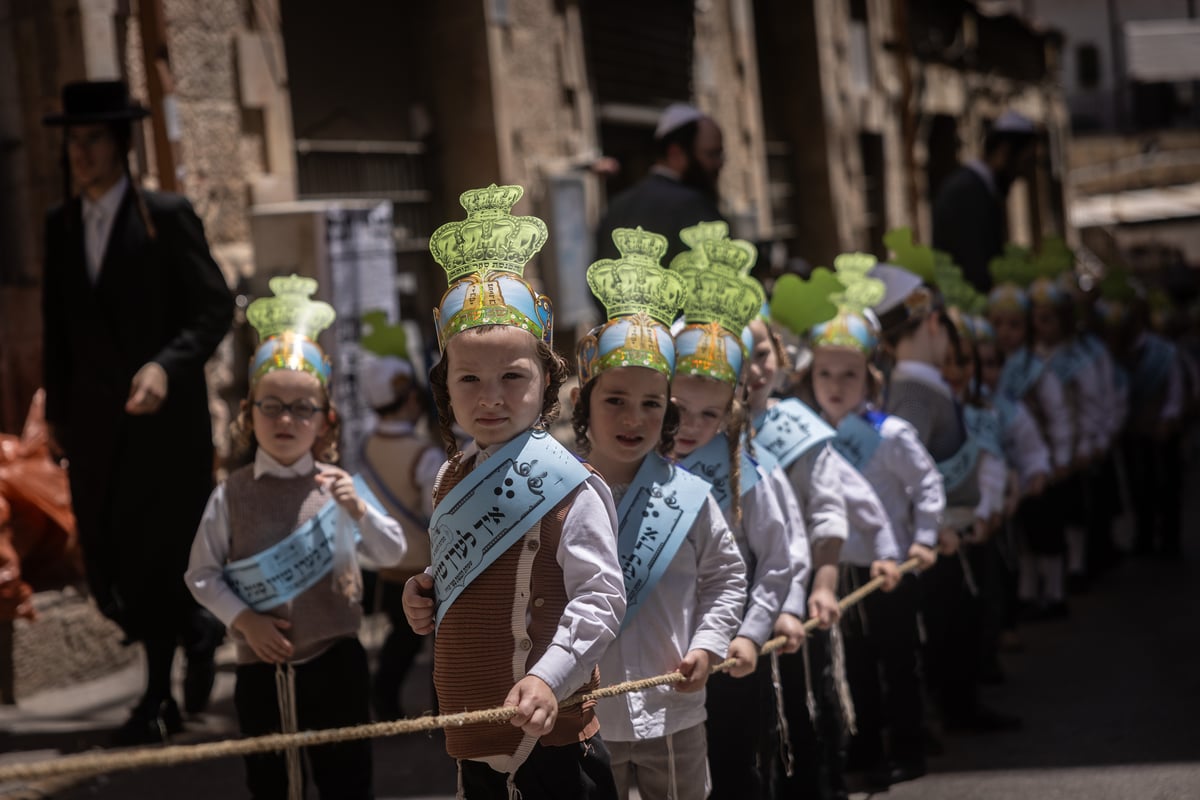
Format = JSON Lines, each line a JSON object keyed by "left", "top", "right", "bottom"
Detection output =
{"left": 81, "top": 175, "right": 128, "bottom": 284}
{"left": 597, "top": 487, "right": 746, "bottom": 743}
{"left": 728, "top": 465, "right": 795, "bottom": 645}
{"left": 767, "top": 464, "right": 811, "bottom": 618}
{"left": 854, "top": 413, "right": 946, "bottom": 553}
{"left": 185, "top": 449, "right": 408, "bottom": 628}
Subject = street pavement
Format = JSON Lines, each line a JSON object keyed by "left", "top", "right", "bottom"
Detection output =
{"left": 2, "top": 474, "right": 1200, "bottom": 799}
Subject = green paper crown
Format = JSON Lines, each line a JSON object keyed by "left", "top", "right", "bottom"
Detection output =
{"left": 935, "top": 260, "right": 987, "bottom": 315}
{"left": 989, "top": 243, "right": 1039, "bottom": 288}
{"left": 671, "top": 220, "right": 731, "bottom": 271}
{"left": 672, "top": 238, "right": 765, "bottom": 335}
{"left": 829, "top": 252, "right": 885, "bottom": 314}
{"left": 1033, "top": 235, "right": 1074, "bottom": 279}
{"left": 247, "top": 274, "right": 336, "bottom": 342}
{"left": 360, "top": 309, "right": 408, "bottom": 359}
{"left": 769, "top": 269, "right": 845, "bottom": 336}
{"left": 587, "top": 227, "right": 686, "bottom": 325}
{"left": 428, "top": 183, "right": 549, "bottom": 284}
{"left": 884, "top": 227, "right": 936, "bottom": 283}
{"left": 1099, "top": 266, "right": 1136, "bottom": 302}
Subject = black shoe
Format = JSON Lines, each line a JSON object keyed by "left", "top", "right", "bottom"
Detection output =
{"left": 887, "top": 758, "right": 927, "bottom": 785}
{"left": 945, "top": 706, "right": 1022, "bottom": 733}
{"left": 923, "top": 727, "right": 944, "bottom": 756}
{"left": 846, "top": 768, "right": 891, "bottom": 794}
{"left": 112, "top": 699, "right": 183, "bottom": 746}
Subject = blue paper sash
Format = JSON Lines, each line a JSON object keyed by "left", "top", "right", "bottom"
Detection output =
{"left": 1047, "top": 343, "right": 1093, "bottom": 387}
{"left": 752, "top": 398, "right": 836, "bottom": 470}
{"left": 616, "top": 453, "right": 711, "bottom": 628}
{"left": 832, "top": 411, "right": 887, "bottom": 473}
{"left": 428, "top": 430, "right": 589, "bottom": 629}
{"left": 963, "top": 405, "right": 1004, "bottom": 459}
{"left": 1132, "top": 336, "right": 1176, "bottom": 406}
{"left": 937, "top": 438, "right": 980, "bottom": 494}
{"left": 677, "top": 434, "right": 761, "bottom": 513}
{"left": 223, "top": 475, "right": 382, "bottom": 612}
{"left": 998, "top": 350, "right": 1044, "bottom": 401}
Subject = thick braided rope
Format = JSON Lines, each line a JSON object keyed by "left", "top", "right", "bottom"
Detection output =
{"left": 0, "top": 558, "right": 921, "bottom": 786}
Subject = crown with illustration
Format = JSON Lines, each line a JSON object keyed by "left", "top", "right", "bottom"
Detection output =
{"left": 578, "top": 227, "right": 686, "bottom": 385}
{"left": 772, "top": 251, "right": 888, "bottom": 355}
{"left": 430, "top": 184, "right": 552, "bottom": 350}
{"left": 246, "top": 274, "right": 336, "bottom": 387}
{"left": 669, "top": 223, "right": 766, "bottom": 384}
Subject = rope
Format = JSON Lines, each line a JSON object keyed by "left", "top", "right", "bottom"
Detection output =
{"left": 274, "top": 663, "right": 302, "bottom": 800}
{"left": 0, "top": 557, "right": 922, "bottom": 787}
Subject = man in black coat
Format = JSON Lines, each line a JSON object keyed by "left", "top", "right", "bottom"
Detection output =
{"left": 595, "top": 103, "right": 727, "bottom": 264}
{"left": 931, "top": 111, "right": 1038, "bottom": 293}
{"left": 41, "top": 81, "right": 234, "bottom": 743}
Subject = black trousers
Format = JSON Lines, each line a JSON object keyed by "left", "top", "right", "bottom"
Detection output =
{"left": 458, "top": 735, "right": 618, "bottom": 800}
{"left": 844, "top": 569, "right": 925, "bottom": 770}
{"left": 777, "top": 628, "right": 843, "bottom": 800}
{"left": 368, "top": 573, "right": 426, "bottom": 715}
{"left": 234, "top": 637, "right": 373, "bottom": 800}
{"left": 919, "top": 553, "right": 981, "bottom": 726}
{"left": 1124, "top": 433, "right": 1182, "bottom": 556}
{"left": 706, "top": 657, "right": 779, "bottom": 800}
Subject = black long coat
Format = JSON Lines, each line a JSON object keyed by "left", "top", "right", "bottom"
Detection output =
{"left": 42, "top": 186, "right": 233, "bottom": 641}
{"left": 931, "top": 165, "right": 1006, "bottom": 294}
{"left": 595, "top": 173, "right": 725, "bottom": 265}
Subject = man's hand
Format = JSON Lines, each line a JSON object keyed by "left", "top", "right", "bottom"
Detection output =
{"left": 402, "top": 573, "right": 436, "bottom": 634}
{"left": 232, "top": 610, "right": 293, "bottom": 663}
{"left": 504, "top": 675, "right": 558, "bottom": 736}
{"left": 807, "top": 586, "right": 840, "bottom": 629}
{"left": 126, "top": 362, "right": 168, "bottom": 415}
{"left": 675, "top": 649, "right": 715, "bottom": 693}
{"left": 725, "top": 636, "right": 759, "bottom": 678}
{"left": 773, "top": 612, "right": 807, "bottom": 654}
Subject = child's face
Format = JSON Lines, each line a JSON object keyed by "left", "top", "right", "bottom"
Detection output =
{"left": 671, "top": 373, "right": 734, "bottom": 457}
{"left": 978, "top": 341, "right": 1000, "bottom": 390}
{"left": 252, "top": 369, "right": 328, "bottom": 466}
{"left": 445, "top": 326, "right": 548, "bottom": 450}
{"left": 941, "top": 339, "right": 973, "bottom": 397}
{"left": 587, "top": 367, "right": 669, "bottom": 467}
{"left": 811, "top": 347, "right": 867, "bottom": 425}
{"left": 1031, "top": 302, "right": 1062, "bottom": 346}
{"left": 746, "top": 319, "right": 779, "bottom": 413}
{"left": 989, "top": 308, "right": 1025, "bottom": 356}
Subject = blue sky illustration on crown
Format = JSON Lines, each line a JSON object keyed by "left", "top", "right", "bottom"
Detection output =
{"left": 578, "top": 227, "right": 686, "bottom": 385}
{"left": 247, "top": 274, "right": 335, "bottom": 387}
{"left": 669, "top": 222, "right": 765, "bottom": 385}
{"left": 430, "top": 184, "right": 552, "bottom": 350}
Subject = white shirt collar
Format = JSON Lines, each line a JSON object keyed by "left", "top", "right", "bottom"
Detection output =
{"left": 374, "top": 419, "right": 416, "bottom": 436}
{"left": 253, "top": 449, "right": 316, "bottom": 480}
{"left": 651, "top": 164, "right": 682, "bottom": 181}
{"left": 965, "top": 159, "right": 997, "bottom": 196}
{"left": 82, "top": 175, "right": 129, "bottom": 220}
{"left": 891, "top": 360, "right": 953, "bottom": 399}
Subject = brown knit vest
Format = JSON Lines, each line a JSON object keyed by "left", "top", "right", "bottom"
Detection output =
{"left": 361, "top": 433, "right": 436, "bottom": 577}
{"left": 432, "top": 453, "right": 601, "bottom": 761}
{"left": 225, "top": 464, "right": 362, "bottom": 665}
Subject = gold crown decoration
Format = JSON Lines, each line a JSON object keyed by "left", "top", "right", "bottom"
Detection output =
{"left": 587, "top": 227, "right": 687, "bottom": 325}
{"left": 672, "top": 237, "right": 765, "bottom": 335}
{"left": 428, "top": 184, "right": 549, "bottom": 284}
{"left": 829, "top": 252, "right": 885, "bottom": 315}
{"left": 989, "top": 243, "right": 1039, "bottom": 288}
{"left": 671, "top": 220, "right": 730, "bottom": 272}
{"left": 246, "top": 274, "right": 336, "bottom": 342}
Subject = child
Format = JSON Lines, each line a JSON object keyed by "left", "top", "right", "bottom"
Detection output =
{"left": 574, "top": 226, "right": 747, "bottom": 800}
{"left": 666, "top": 229, "right": 793, "bottom": 800}
{"left": 401, "top": 185, "right": 626, "bottom": 799}
{"left": 186, "top": 275, "right": 408, "bottom": 800}
{"left": 870, "top": 259, "right": 1018, "bottom": 733}
{"left": 796, "top": 256, "right": 942, "bottom": 788}
{"left": 356, "top": 312, "right": 444, "bottom": 720}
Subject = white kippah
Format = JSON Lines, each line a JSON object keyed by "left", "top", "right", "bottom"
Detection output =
{"left": 655, "top": 103, "right": 705, "bottom": 140}
{"left": 993, "top": 110, "right": 1036, "bottom": 135}
{"left": 869, "top": 263, "right": 926, "bottom": 317}
{"left": 360, "top": 354, "right": 414, "bottom": 410}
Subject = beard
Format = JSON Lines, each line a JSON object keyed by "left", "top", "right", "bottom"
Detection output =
{"left": 681, "top": 157, "right": 719, "bottom": 201}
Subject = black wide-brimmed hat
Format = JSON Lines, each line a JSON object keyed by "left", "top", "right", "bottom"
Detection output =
{"left": 42, "top": 80, "right": 149, "bottom": 126}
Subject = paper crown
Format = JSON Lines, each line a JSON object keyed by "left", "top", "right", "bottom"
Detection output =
{"left": 809, "top": 253, "right": 885, "bottom": 354}
{"left": 987, "top": 243, "right": 1037, "bottom": 313}
{"left": 359, "top": 310, "right": 414, "bottom": 410}
{"left": 246, "top": 274, "right": 336, "bottom": 387}
{"left": 670, "top": 231, "right": 766, "bottom": 384}
{"left": 430, "top": 184, "right": 552, "bottom": 350}
{"left": 578, "top": 227, "right": 685, "bottom": 385}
